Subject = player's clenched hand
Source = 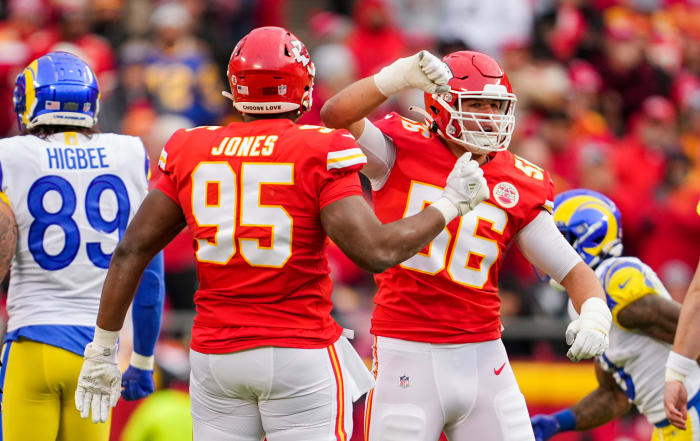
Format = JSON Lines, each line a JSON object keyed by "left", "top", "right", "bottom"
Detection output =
{"left": 565, "top": 297, "right": 611, "bottom": 362}
{"left": 121, "top": 365, "right": 155, "bottom": 401}
{"left": 431, "top": 152, "right": 489, "bottom": 223}
{"left": 75, "top": 342, "right": 121, "bottom": 423}
{"left": 664, "top": 380, "right": 688, "bottom": 429}
{"left": 530, "top": 414, "right": 560, "bottom": 441}
{"left": 374, "top": 50, "right": 452, "bottom": 97}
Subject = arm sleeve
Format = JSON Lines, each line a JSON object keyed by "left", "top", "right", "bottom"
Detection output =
{"left": 356, "top": 118, "right": 396, "bottom": 190}
{"left": 603, "top": 263, "right": 657, "bottom": 328}
{"left": 516, "top": 210, "right": 582, "bottom": 283}
{"left": 131, "top": 252, "right": 165, "bottom": 357}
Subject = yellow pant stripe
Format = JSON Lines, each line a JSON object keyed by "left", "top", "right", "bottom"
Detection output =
{"left": 652, "top": 406, "right": 699, "bottom": 441}
{"left": 328, "top": 344, "right": 347, "bottom": 441}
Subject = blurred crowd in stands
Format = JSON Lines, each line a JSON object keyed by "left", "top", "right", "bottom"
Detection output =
{"left": 1, "top": 0, "right": 699, "bottom": 439}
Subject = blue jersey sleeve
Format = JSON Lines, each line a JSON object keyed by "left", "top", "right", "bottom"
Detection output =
{"left": 131, "top": 252, "right": 165, "bottom": 356}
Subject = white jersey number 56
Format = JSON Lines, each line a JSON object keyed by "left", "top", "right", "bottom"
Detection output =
{"left": 400, "top": 181, "right": 507, "bottom": 288}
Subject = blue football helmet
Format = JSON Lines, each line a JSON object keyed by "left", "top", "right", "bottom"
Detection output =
{"left": 553, "top": 189, "right": 623, "bottom": 268}
{"left": 13, "top": 51, "right": 99, "bottom": 131}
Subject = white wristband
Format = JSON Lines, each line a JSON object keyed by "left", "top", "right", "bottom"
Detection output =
{"left": 373, "top": 69, "right": 400, "bottom": 98}
{"left": 130, "top": 352, "right": 155, "bottom": 371}
{"left": 666, "top": 367, "right": 687, "bottom": 383}
{"left": 666, "top": 351, "right": 696, "bottom": 382}
{"left": 93, "top": 325, "right": 120, "bottom": 348}
{"left": 430, "top": 198, "right": 459, "bottom": 224}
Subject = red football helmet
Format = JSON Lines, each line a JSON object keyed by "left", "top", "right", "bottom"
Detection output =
{"left": 225, "top": 26, "right": 315, "bottom": 115}
{"left": 421, "top": 51, "right": 517, "bottom": 154}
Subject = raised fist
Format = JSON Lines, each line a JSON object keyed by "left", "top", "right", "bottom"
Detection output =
{"left": 374, "top": 50, "right": 453, "bottom": 97}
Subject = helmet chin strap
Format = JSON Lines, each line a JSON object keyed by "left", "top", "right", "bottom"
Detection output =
{"left": 408, "top": 105, "right": 435, "bottom": 126}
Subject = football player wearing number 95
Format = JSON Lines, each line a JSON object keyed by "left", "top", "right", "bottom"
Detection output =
{"left": 321, "top": 50, "right": 612, "bottom": 441}
{"left": 74, "top": 26, "right": 489, "bottom": 441}
{"left": 0, "top": 52, "right": 165, "bottom": 441}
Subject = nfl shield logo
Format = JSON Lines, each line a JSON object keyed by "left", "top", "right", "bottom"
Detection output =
{"left": 278, "top": 85, "right": 287, "bottom": 96}
{"left": 399, "top": 375, "right": 409, "bottom": 388}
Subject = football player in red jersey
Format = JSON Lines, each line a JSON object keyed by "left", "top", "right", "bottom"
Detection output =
{"left": 321, "top": 50, "right": 613, "bottom": 440}
{"left": 73, "top": 28, "right": 490, "bottom": 440}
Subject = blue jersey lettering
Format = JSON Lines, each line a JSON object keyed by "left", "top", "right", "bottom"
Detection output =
{"left": 46, "top": 147, "right": 111, "bottom": 170}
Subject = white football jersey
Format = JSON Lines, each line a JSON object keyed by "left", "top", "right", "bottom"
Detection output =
{"left": 0, "top": 132, "right": 149, "bottom": 332}
{"left": 595, "top": 256, "right": 700, "bottom": 425}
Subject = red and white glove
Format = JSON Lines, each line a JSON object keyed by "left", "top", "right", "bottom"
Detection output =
{"left": 430, "top": 152, "right": 489, "bottom": 223}
{"left": 374, "top": 50, "right": 453, "bottom": 97}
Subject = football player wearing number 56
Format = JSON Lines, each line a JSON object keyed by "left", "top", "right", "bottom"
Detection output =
{"left": 74, "top": 27, "right": 490, "bottom": 441}
{"left": 0, "top": 52, "right": 165, "bottom": 441}
{"left": 321, "top": 50, "right": 612, "bottom": 441}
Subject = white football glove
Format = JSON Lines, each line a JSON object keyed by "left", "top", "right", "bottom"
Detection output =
{"left": 430, "top": 152, "right": 489, "bottom": 223}
{"left": 75, "top": 342, "right": 121, "bottom": 423}
{"left": 374, "top": 50, "right": 453, "bottom": 97}
{"left": 565, "top": 297, "right": 611, "bottom": 362}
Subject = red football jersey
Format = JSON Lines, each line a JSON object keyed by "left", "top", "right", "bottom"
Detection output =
{"left": 156, "top": 120, "right": 366, "bottom": 353}
{"left": 371, "top": 113, "right": 554, "bottom": 343}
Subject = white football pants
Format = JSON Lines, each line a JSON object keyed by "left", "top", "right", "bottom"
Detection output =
{"left": 189, "top": 336, "right": 374, "bottom": 441}
{"left": 364, "top": 337, "right": 535, "bottom": 441}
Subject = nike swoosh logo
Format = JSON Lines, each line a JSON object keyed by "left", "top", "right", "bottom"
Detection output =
{"left": 619, "top": 277, "right": 632, "bottom": 290}
{"left": 494, "top": 362, "right": 506, "bottom": 375}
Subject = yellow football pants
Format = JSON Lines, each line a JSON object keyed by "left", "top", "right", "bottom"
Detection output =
{"left": 1, "top": 339, "right": 111, "bottom": 441}
{"left": 652, "top": 406, "right": 700, "bottom": 441}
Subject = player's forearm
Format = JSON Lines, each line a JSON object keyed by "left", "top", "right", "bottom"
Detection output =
{"left": 561, "top": 262, "right": 606, "bottom": 313}
{"left": 96, "top": 242, "right": 157, "bottom": 331}
{"left": 96, "top": 189, "right": 185, "bottom": 331}
{"left": 367, "top": 207, "right": 447, "bottom": 272}
{"left": 321, "top": 77, "right": 387, "bottom": 131}
{"left": 0, "top": 202, "right": 17, "bottom": 281}
{"left": 571, "top": 387, "right": 631, "bottom": 430}
{"left": 346, "top": 212, "right": 445, "bottom": 273}
{"left": 673, "top": 261, "right": 700, "bottom": 358}
{"left": 322, "top": 195, "right": 446, "bottom": 273}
